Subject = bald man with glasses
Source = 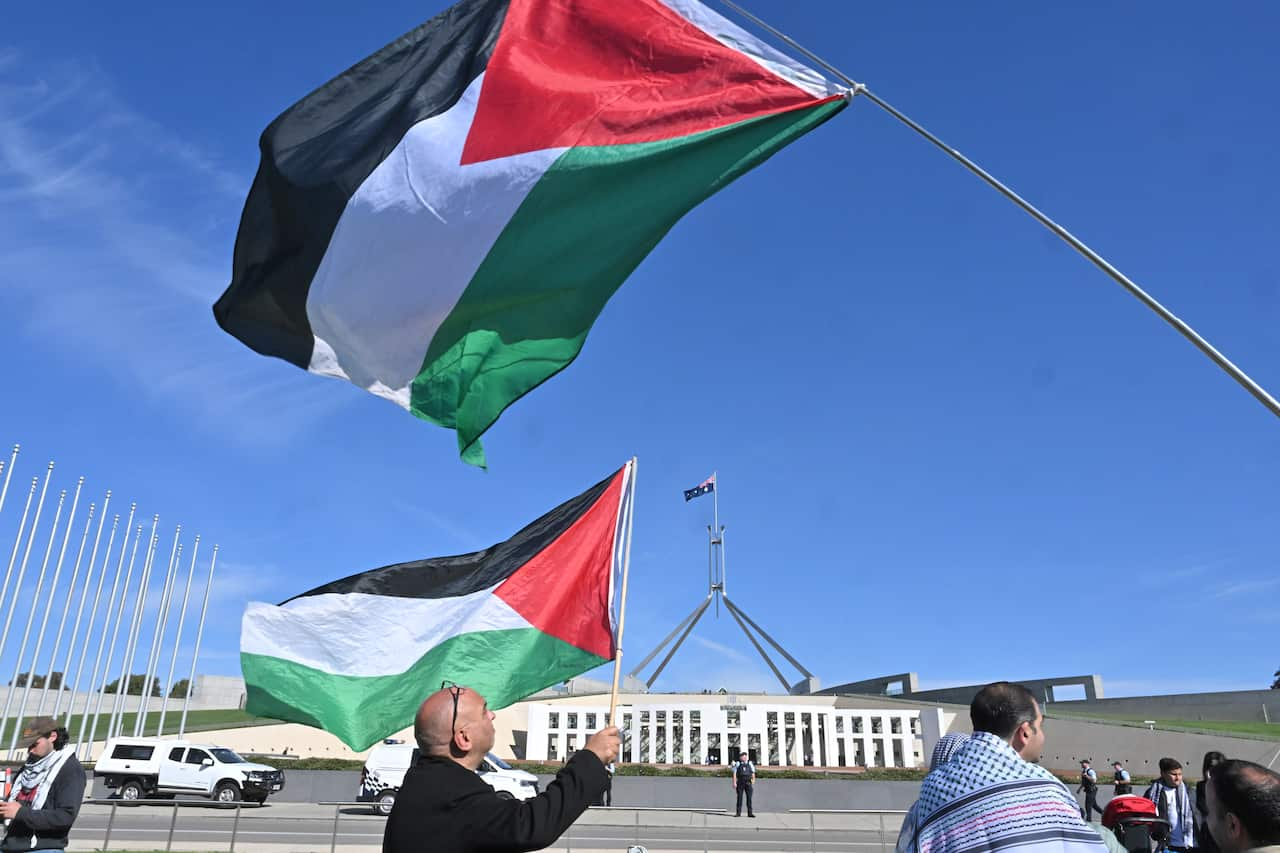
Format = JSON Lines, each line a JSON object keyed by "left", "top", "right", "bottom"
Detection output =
{"left": 383, "top": 682, "right": 620, "bottom": 853}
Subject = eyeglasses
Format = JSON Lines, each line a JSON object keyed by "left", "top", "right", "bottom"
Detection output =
{"left": 441, "top": 680, "right": 464, "bottom": 736}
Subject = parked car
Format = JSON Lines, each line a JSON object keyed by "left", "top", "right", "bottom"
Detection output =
{"left": 358, "top": 741, "right": 539, "bottom": 814}
{"left": 94, "top": 737, "right": 285, "bottom": 803}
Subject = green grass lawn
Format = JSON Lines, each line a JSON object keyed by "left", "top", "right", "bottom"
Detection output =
{"left": 1047, "top": 710, "right": 1280, "bottom": 741}
{"left": 0, "top": 707, "right": 277, "bottom": 742}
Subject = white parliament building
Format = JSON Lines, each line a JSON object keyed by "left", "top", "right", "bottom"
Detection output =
{"left": 513, "top": 690, "right": 951, "bottom": 769}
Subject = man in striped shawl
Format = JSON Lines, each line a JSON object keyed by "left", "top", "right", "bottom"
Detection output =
{"left": 897, "top": 682, "right": 1108, "bottom": 853}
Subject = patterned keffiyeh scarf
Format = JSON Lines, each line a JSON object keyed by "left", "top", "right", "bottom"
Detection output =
{"left": 900, "top": 732, "right": 1107, "bottom": 853}
{"left": 1145, "top": 781, "right": 1195, "bottom": 847}
{"left": 8, "top": 746, "right": 73, "bottom": 811}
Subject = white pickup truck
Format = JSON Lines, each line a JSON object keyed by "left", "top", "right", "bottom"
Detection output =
{"left": 94, "top": 737, "right": 285, "bottom": 803}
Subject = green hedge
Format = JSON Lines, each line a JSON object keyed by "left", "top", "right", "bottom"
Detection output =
{"left": 242, "top": 756, "right": 364, "bottom": 770}
{"left": 235, "top": 754, "right": 929, "bottom": 780}
{"left": 505, "top": 761, "right": 927, "bottom": 781}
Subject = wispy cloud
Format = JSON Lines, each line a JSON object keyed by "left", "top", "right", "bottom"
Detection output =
{"left": 1165, "top": 564, "right": 1214, "bottom": 582}
{"left": 1211, "top": 578, "right": 1280, "bottom": 600}
{"left": 0, "top": 51, "right": 348, "bottom": 445}
{"left": 659, "top": 660, "right": 779, "bottom": 695}
{"left": 389, "top": 500, "right": 484, "bottom": 551}
{"left": 207, "top": 559, "right": 295, "bottom": 606}
{"left": 690, "top": 635, "right": 753, "bottom": 666}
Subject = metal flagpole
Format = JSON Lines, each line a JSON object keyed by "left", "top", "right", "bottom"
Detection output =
{"left": 640, "top": 596, "right": 711, "bottom": 688}
{"left": 11, "top": 478, "right": 83, "bottom": 752}
{"left": 717, "top": 0, "right": 1280, "bottom": 422}
{"left": 179, "top": 544, "right": 218, "bottom": 736}
{"left": 40, "top": 497, "right": 95, "bottom": 716}
{"left": 136, "top": 525, "right": 181, "bottom": 732}
{"left": 157, "top": 536, "right": 199, "bottom": 737}
{"left": 722, "top": 596, "right": 815, "bottom": 680}
{"left": 130, "top": 524, "right": 176, "bottom": 736}
{"left": 714, "top": 472, "right": 725, "bottom": 598}
{"left": 706, "top": 525, "right": 714, "bottom": 608}
{"left": 0, "top": 478, "right": 38, "bottom": 621}
{"left": 608, "top": 460, "right": 637, "bottom": 726}
{"left": 711, "top": 473, "right": 722, "bottom": 616}
{"left": 77, "top": 509, "right": 133, "bottom": 760}
{"left": 5, "top": 484, "right": 68, "bottom": 758}
{"left": 721, "top": 528, "right": 729, "bottom": 600}
{"left": 113, "top": 518, "right": 160, "bottom": 739}
{"left": 712, "top": 472, "right": 719, "bottom": 547}
{"left": 70, "top": 510, "right": 120, "bottom": 755}
{"left": 138, "top": 535, "right": 182, "bottom": 734}
{"left": 0, "top": 461, "right": 54, "bottom": 747}
{"left": 0, "top": 463, "right": 54, "bottom": 675}
{"left": 627, "top": 594, "right": 712, "bottom": 681}
{"left": 0, "top": 484, "right": 63, "bottom": 753}
{"left": 0, "top": 445, "right": 18, "bottom": 517}
{"left": 86, "top": 518, "right": 144, "bottom": 758}
{"left": 54, "top": 493, "right": 110, "bottom": 719}
{"left": 723, "top": 600, "right": 790, "bottom": 691}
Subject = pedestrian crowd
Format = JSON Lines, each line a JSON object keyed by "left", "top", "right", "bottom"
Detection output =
{"left": 895, "top": 681, "right": 1280, "bottom": 853}
{"left": 5, "top": 681, "right": 1276, "bottom": 853}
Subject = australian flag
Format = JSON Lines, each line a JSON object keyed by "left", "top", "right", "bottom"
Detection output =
{"left": 683, "top": 474, "right": 716, "bottom": 502}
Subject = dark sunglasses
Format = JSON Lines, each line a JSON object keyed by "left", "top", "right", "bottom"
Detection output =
{"left": 441, "top": 680, "right": 465, "bottom": 736}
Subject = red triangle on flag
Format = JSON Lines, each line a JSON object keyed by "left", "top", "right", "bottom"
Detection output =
{"left": 460, "top": 0, "right": 818, "bottom": 165}
{"left": 494, "top": 467, "right": 625, "bottom": 660}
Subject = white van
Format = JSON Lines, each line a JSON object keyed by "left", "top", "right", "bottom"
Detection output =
{"left": 358, "top": 741, "right": 539, "bottom": 814}
{"left": 94, "top": 737, "right": 285, "bottom": 803}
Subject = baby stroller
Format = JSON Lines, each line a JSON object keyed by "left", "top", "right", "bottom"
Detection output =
{"left": 1102, "top": 795, "right": 1172, "bottom": 853}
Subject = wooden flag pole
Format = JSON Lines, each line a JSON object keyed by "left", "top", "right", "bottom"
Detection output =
{"left": 719, "top": 0, "right": 1280, "bottom": 422}
{"left": 608, "top": 458, "right": 638, "bottom": 727}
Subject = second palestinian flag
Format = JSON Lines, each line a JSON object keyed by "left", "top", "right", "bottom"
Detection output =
{"left": 214, "top": 0, "right": 846, "bottom": 466}
{"left": 240, "top": 461, "right": 634, "bottom": 750}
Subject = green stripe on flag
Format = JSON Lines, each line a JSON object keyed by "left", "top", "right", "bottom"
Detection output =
{"left": 410, "top": 97, "right": 846, "bottom": 463}
{"left": 242, "top": 628, "right": 607, "bottom": 750}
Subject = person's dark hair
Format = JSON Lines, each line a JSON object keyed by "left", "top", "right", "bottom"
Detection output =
{"left": 50, "top": 727, "right": 69, "bottom": 751}
{"left": 1159, "top": 757, "right": 1183, "bottom": 775}
{"left": 1203, "top": 750, "right": 1227, "bottom": 779}
{"left": 970, "top": 682, "right": 1039, "bottom": 739}
{"left": 1210, "top": 760, "right": 1280, "bottom": 845}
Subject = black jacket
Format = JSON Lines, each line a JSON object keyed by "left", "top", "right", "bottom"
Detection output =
{"left": 383, "top": 750, "right": 607, "bottom": 853}
{"left": 1, "top": 752, "right": 86, "bottom": 852}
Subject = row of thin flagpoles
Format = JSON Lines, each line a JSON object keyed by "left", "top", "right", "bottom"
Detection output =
{"left": 0, "top": 443, "right": 220, "bottom": 761}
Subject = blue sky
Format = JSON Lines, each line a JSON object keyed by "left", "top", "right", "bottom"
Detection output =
{"left": 1, "top": 0, "right": 1277, "bottom": 708}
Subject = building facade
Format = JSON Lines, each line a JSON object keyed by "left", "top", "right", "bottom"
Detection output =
{"left": 525, "top": 696, "right": 926, "bottom": 768}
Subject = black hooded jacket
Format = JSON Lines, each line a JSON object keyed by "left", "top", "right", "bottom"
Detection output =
{"left": 1, "top": 751, "right": 86, "bottom": 852}
{"left": 383, "top": 749, "right": 606, "bottom": 853}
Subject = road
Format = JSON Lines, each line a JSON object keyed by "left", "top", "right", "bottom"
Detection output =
{"left": 67, "top": 802, "right": 904, "bottom": 852}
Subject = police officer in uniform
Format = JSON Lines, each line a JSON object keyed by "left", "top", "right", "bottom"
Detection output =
{"left": 731, "top": 751, "right": 755, "bottom": 818}
{"left": 1113, "top": 761, "right": 1132, "bottom": 795}
{"left": 1078, "top": 759, "right": 1105, "bottom": 822}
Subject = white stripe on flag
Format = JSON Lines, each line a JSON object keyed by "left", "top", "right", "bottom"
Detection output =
{"left": 657, "top": 0, "right": 843, "bottom": 99}
{"left": 241, "top": 585, "right": 530, "bottom": 678}
{"left": 305, "top": 72, "right": 568, "bottom": 404}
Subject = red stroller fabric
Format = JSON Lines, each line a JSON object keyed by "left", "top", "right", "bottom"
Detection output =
{"left": 1102, "top": 795, "right": 1159, "bottom": 828}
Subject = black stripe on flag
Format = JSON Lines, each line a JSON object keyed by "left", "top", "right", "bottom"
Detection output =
{"left": 286, "top": 468, "right": 619, "bottom": 603}
{"left": 213, "top": 0, "right": 511, "bottom": 368}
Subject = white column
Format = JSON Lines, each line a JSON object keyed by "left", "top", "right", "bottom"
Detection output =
{"left": 919, "top": 707, "right": 944, "bottom": 768}
{"left": 821, "top": 711, "right": 836, "bottom": 768}
{"left": 526, "top": 706, "right": 547, "bottom": 760}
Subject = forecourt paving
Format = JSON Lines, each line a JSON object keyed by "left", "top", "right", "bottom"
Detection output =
{"left": 68, "top": 802, "right": 905, "bottom": 852}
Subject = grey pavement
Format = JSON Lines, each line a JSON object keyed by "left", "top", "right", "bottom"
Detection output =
{"left": 67, "top": 802, "right": 909, "bottom": 853}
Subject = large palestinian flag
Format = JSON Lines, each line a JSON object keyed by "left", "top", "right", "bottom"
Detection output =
{"left": 213, "top": 0, "right": 846, "bottom": 466}
{"left": 241, "top": 461, "right": 635, "bottom": 750}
